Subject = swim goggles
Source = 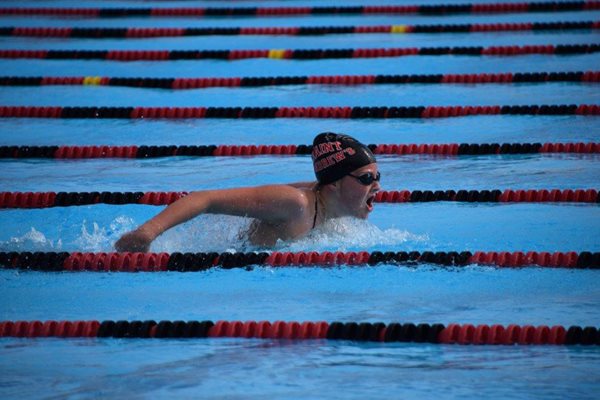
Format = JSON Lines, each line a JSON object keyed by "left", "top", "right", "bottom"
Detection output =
{"left": 348, "top": 171, "right": 381, "bottom": 185}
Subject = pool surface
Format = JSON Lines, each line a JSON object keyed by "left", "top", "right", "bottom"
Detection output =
{"left": 0, "top": 0, "right": 599, "bottom": 399}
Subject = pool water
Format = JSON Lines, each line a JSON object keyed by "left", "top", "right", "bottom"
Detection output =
{"left": 0, "top": 0, "right": 599, "bottom": 398}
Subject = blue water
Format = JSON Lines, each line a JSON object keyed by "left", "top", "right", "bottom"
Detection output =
{"left": 0, "top": 0, "right": 599, "bottom": 399}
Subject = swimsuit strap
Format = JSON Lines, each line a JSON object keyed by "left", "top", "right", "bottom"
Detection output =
{"left": 312, "top": 192, "right": 318, "bottom": 229}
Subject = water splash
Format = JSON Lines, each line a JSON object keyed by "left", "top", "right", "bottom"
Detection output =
{"left": 73, "top": 216, "right": 136, "bottom": 252}
{"left": 276, "top": 217, "right": 429, "bottom": 252}
{"left": 0, "top": 215, "right": 427, "bottom": 253}
{"left": 0, "top": 227, "right": 62, "bottom": 252}
{"left": 152, "top": 215, "right": 254, "bottom": 253}
{"left": 0, "top": 216, "right": 136, "bottom": 252}
{"left": 151, "top": 215, "right": 427, "bottom": 253}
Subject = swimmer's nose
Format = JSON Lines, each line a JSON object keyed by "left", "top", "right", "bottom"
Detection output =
{"left": 371, "top": 180, "right": 381, "bottom": 192}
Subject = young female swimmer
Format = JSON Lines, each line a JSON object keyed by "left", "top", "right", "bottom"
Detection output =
{"left": 115, "top": 132, "right": 381, "bottom": 252}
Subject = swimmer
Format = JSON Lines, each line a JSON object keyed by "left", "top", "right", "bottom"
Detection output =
{"left": 115, "top": 132, "right": 380, "bottom": 251}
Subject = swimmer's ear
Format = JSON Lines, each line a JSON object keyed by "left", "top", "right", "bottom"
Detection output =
{"left": 328, "top": 180, "right": 342, "bottom": 192}
{"left": 319, "top": 180, "right": 341, "bottom": 195}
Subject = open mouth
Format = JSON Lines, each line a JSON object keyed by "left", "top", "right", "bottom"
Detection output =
{"left": 366, "top": 195, "right": 375, "bottom": 211}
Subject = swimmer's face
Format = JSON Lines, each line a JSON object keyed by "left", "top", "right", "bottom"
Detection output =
{"left": 337, "top": 163, "right": 380, "bottom": 219}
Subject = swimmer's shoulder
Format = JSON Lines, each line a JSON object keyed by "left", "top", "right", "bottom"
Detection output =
{"left": 286, "top": 181, "right": 318, "bottom": 190}
{"left": 252, "top": 183, "right": 314, "bottom": 217}
{"left": 253, "top": 181, "right": 317, "bottom": 194}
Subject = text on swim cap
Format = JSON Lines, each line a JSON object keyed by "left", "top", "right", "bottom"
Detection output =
{"left": 312, "top": 141, "right": 342, "bottom": 159}
{"left": 313, "top": 146, "right": 356, "bottom": 172}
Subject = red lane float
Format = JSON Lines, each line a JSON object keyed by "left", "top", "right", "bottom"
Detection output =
{"left": 1, "top": 142, "right": 598, "bottom": 159}
{"left": 0, "top": 104, "right": 599, "bottom": 119}
{"left": 2, "top": 21, "right": 597, "bottom": 38}
{"left": 2, "top": 71, "right": 598, "bottom": 89}
{"left": 0, "top": 319, "right": 597, "bottom": 345}
{"left": 0, "top": 44, "right": 598, "bottom": 61}
{"left": 0, "top": 1, "right": 597, "bottom": 17}
{"left": 0, "top": 189, "right": 597, "bottom": 208}
{"left": 437, "top": 324, "right": 572, "bottom": 345}
{"left": 55, "top": 145, "right": 139, "bottom": 158}
{"left": 374, "top": 189, "right": 600, "bottom": 203}
{"left": 1, "top": 250, "right": 598, "bottom": 271}
{"left": 62, "top": 252, "right": 170, "bottom": 272}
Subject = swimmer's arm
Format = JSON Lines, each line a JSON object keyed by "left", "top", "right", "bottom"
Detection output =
{"left": 115, "top": 185, "right": 308, "bottom": 251}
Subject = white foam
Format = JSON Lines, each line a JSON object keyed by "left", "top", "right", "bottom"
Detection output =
{"left": 151, "top": 214, "right": 254, "bottom": 253}
{"left": 276, "top": 217, "right": 429, "bottom": 252}
{"left": 73, "top": 217, "right": 135, "bottom": 252}
{"left": 13, "top": 216, "right": 136, "bottom": 253}
{"left": 0, "top": 215, "right": 427, "bottom": 253}
{"left": 152, "top": 215, "right": 427, "bottom": 253}
{"left": 0, "top": 227, "right": 62, "bottom": 251}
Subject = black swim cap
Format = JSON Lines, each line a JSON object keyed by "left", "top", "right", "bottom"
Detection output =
{"left": 312, "top": 132, "right": 376, "bottom": 184}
